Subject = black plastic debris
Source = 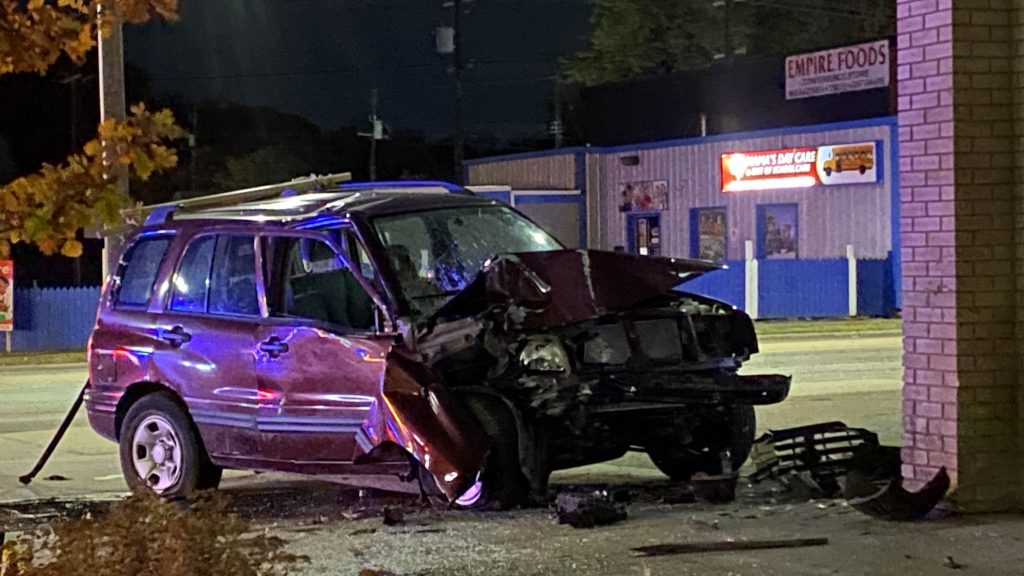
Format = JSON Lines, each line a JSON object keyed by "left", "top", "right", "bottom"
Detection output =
{"left": 750, "top": 421, "right": 880, "bottom": 496}
{"left": 382, "top": 507, "right": 405, "bottom": 526}
{"left": 691, "top": 472, "right": 738, "bottom": 504}
{"left": 846, "top": 467, "right": 950, "bottom": 522}
{"left": 555, "top": 490, "right": 627, "bottom": 529}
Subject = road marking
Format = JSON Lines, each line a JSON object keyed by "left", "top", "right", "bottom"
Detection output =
{"left": 93, "top": 474, "right": 122, "bottom": 481}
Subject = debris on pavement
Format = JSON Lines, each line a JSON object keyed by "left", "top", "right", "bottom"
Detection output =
{"left": 750, "top": 421, "right": 881, "bottom": 497}
{"left": 43, "top": 474, "right": 70, "bottom": 481}
{"left": 943, "top": 556, "right": 965, "bottom": 570}
{"left": 846, "top": 467, "right": 950, "bottom": 522}
{"left": 382, "top": 507, "right": 405, "bottom": 526}
{"left": 555, "top": 489, "right": 628, "bottom": 529}
{"left": 661, "top": 485, "right": 697, "bottom": 505}
{"left": 632, "top": 536, "right": 830, "bottom": 556}
{"left": 691, "top": 472, "right": 738, "bottom": 504}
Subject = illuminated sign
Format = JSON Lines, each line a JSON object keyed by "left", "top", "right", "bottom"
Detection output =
{"left": 0, "top": 260, "right": 12, "bottom": 332}
{"left": 721, "top": 142, "right": 879, "bottom": 192}
{"left": 785, "top": 40, "right": 890, "bottom": 100}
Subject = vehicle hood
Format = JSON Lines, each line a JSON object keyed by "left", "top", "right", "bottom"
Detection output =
{"left": 430, "top": 249, "right": 719, "bottom": 330}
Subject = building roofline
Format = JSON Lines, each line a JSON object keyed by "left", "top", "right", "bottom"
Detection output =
{"left": 464, "top": 116, "right": 898, "bottom": 167}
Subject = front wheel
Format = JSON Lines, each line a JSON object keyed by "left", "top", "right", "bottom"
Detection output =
{"left": 119, "top": 393, "right": 221, "bottom": 499}
{"left": 646, "top": 405, "right": 755, "bottom": 481}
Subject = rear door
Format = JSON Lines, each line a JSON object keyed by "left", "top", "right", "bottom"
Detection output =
{"left": 252, "top": 231, "right": 393, "bottom": 466}
{"left": 152, "top": 233, "right": 263, "bottom": 458}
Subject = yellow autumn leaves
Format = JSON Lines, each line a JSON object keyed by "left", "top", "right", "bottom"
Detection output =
{"left": 0, "top": 105, "right": 184, "bottom": 257}
{"left": 1, "top": 0, "right": 178, "bottom": 75}
{"left": 0, "top": 0, "right": 182, "bottom": 258}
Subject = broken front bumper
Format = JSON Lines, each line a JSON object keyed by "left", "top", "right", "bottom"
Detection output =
{"left": 586, "top": 371, "right": 791, "bottom": 412}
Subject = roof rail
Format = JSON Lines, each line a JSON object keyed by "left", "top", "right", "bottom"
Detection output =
{"left": 338, "top": 180, "right": 470, "bottom": 194}
{"left": 128, "top": 172, "right": 353, "bottom": 226}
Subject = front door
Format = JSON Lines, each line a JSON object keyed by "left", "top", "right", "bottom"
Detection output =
{"left": 627, "top": 213, "right": 662, "bottom": 256}
{"left": 253, "top": 232, "right": 391, "bottom": 467}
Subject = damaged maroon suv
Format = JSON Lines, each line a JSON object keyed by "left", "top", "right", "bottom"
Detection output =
{"left": 85, "top": 180, "right": 789, "bottom": 508}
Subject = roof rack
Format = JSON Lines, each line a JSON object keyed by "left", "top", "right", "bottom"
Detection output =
{"left": 127, "top": 172, "right": 353, "bottom": 226}
{"left": 338, "top": 180, "right": 470, "bottom": 194}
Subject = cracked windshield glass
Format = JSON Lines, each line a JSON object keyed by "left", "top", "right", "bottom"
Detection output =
{"left": 374, "top": 205, "right": 560, "bottom": 317}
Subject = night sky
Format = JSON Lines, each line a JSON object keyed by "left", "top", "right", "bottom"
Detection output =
{"left": 125, "top": 0, "right": 592, "bottom": 140}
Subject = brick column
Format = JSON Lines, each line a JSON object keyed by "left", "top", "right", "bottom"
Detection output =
{"left": 897, "top": 0, "right": 1022, "bottom": 511}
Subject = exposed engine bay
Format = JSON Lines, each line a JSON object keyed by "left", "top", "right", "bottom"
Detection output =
{"left": 405, "top": 250, "right": 791, "bottom": 475}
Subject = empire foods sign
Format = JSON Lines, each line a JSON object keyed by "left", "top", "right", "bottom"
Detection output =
{"left": 785, "top": 40, "right": 890, "bottom": 100}
{"left": 721, "top": 142, "right": 879, "bottom": 192}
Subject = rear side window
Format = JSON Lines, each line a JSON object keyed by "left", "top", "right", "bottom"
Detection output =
{"left": 209, "top": 236, "right": 259, "bottom": 316}
{"left": 169, "top": 235, "right": 258, "bottom": 317}
{"left": 116, "top": 236, "right": 172, "bottom": 308}
{"left": 169, "top": 236, "right": 215, "bottom": 313}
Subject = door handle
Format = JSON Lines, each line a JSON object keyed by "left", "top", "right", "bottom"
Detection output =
{"left": 259, "top": 337, "right": 289, "bottom": 358}
{"left": 158, "top": 326, "right": 192, "bottom": 347}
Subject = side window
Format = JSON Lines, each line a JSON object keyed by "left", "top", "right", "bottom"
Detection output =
{"left": 265, "top": 236, "right": 375, "bottom": 330}
{"left": 116, "top": 236, "right": 172, "bottom": 307}
{"left": 209, "top": 235, "right": 259, "bottom": 316}
{"left": 169, "top": 236, "right": 215, "bottom": 313}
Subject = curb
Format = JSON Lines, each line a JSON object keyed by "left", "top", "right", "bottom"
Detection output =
{"left": 0, "top": 362, "right": 88, "bottom": 372}
{"left": 758, "top": 329, "right": 902, "bottom": 342}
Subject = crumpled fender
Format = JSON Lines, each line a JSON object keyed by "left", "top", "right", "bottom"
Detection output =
{"left": 374, "top": 348, "right": 490, "bottom": 500}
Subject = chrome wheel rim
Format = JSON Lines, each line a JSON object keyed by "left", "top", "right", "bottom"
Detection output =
{"left": 131, "top": 415, "right": 183, "bottom": 493}
{"left": 455, "top": 480, "right": 483, "bottom": 507}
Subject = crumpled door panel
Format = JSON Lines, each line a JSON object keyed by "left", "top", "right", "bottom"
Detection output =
{"left": 373, "top": 349, "right": 490, "bottom": 500}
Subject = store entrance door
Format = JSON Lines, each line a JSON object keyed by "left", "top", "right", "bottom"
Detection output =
{"left": 627, "top": 213, "right": 662, "bottom": 256}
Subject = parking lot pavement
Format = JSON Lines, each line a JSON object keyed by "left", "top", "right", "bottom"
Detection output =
{"left": 0, "top": 333, "right": 903, "bottom": 502}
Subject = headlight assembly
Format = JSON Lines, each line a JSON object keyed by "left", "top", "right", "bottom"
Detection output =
{"left": 519, "top": 336, "right": 571, "bottom": 374}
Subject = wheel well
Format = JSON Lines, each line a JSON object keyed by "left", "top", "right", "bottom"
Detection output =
{"left": 456, "top": 388, "right": 545, "bottom": 486}
{"left": 114, "top": 382, "right": 187, "bottom": 440}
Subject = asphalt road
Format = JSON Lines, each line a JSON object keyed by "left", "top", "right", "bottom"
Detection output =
{"left": 0, "top": 333, "right": 902, "bottom": 502}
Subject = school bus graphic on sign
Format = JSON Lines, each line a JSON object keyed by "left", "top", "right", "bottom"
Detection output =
{"left": 820, "top": 143, "right": 874, "bottom": 176}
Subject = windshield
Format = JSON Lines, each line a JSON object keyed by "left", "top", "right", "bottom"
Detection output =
{"left": 373, "top": 205, "right": 562, "bottom": 317}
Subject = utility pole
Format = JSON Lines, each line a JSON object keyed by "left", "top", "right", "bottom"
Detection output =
{"left": 452, "top": 0, "right": 465, "bottom": 183}
{"left": 358, "top": 88, "right": 388, "bottom": 181}
{"left": 97, "top": 8, "right": 128, "bottom": 278}
{"left": 551, "top": 76, "right": 564, "bottom": 149}
{"left": 437, "top": 1, "right": 468, "bottom": 182}
{"left": 189, "top": 106, "right": 198, "bottom": 196}
{"left": 713, "top": 0, "right": 746, "bottom": 62}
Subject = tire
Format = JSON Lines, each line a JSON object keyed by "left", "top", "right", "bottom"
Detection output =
{"left": 458, "top": 399, "right": 532, "bottom": 510}
{"left": 119, "top": 393, "right": 221, "bottom": 499}
{"left": 646, "top": 405, "right": 756, "bottom": 481}
{"left": 835, "top": 164, "right": 843, "bottom": 173}
{"left": 824, "top": 167, "right": 832, "bottom": 176}
{"left": 859, "top": 165, "right": 867, "bottom": 174}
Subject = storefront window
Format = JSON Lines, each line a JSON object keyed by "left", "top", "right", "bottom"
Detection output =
{"left": 757, "top": 204, "right": 799, "bottom": 259}
{"left": 690, "top": 207, "right": 727, "bottom": 261}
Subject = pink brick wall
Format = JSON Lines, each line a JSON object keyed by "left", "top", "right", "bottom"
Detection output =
{"left": 899, "top": 0, "right": 1023, "bottom": 510}
{"left": 897, "top": 0, "right": 958, "bottom": 491}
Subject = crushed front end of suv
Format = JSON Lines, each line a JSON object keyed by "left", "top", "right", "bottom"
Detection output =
{"left": 85, "top": 179, "right": 789, "bottom": 509}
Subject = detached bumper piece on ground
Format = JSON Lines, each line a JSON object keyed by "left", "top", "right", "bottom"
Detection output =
{"left": 751, "top": 421, "right": 949, "bottom": 521}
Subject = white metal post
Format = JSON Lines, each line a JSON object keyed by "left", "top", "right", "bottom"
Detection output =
{"left": 847, "top": 244, "right": 857, "bottom": 317}
{"left": 745, "top": 240, "right": 758, "bottom": 319}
